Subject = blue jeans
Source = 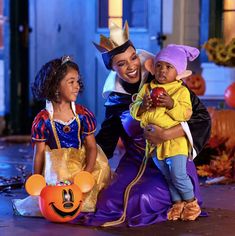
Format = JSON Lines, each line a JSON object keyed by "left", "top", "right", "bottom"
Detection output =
{"left": 153, "top": 155, "right": 194, "bottom": 202}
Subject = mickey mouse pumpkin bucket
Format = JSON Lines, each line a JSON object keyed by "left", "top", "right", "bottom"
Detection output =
{"left": 25, "top": 171, "right": 95, "bottom": 222}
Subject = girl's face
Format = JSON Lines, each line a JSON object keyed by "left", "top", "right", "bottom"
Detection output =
{"left": 154, "top": 61, "right": 177, "bottom": 84}
{"left": 58, "top": 68, "right": 80, "bottom": 102}
{"left": 112, "top": 46, "right": 141, "bottom": 84}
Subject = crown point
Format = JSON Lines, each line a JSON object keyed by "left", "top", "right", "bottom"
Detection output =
{"left": 94, "top": 21, "right": 130, "bottom": 53}
{"left": 109, "top": 21, "right": 119, "bottom": 30}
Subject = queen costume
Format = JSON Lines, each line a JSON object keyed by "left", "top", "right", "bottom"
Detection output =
{"left": 72, "top": 21, "right": 211, "bottom": 227}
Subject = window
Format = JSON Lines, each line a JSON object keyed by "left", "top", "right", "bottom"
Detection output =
{"left": 200, "top": 0, "right": 223, "bottom": 62}
{"left": 109, "top": 0, "right": 122, "bottom": 27}
{"left": 223, "top": 0, "right": 235, "bottom": 44}
{"left": 200, "top": 0, "right": 235, "bottom": 62}
{"left": 98, "top": 0, "right": 147, "bottom": 28}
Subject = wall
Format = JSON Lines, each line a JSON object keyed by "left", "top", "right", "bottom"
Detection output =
{"left": 0, "top": 59, "right": 5, "bottom": 134}
{"left": 164, "top": 0, "right": 200, "bottom": 47}
{"left": 29, "top": 0, "right": 97, "bottom": 113}
{"left": 0, "top": 60, "right": 4, "bottom": 115}
{"left": 163, "top": 0, "right": 201, "bottom": 73}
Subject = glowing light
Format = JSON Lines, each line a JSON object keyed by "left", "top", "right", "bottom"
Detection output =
{"left": 109, "top": 18, "right": 122, "bottom": 28}
{"left": 108, "top": 0, "right": 123, "bottom": 28}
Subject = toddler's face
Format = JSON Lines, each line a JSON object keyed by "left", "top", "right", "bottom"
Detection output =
{"left": 154, "top": 61, "right": 177, "bottom": 84}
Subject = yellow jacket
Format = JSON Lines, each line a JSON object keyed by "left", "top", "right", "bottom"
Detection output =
{"left": 130, "top": 80, "right": 192, "bottom": 160}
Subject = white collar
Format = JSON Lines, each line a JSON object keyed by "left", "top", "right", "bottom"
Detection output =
{"left": 102, "top": 71, "right": 128, "bottom": 99}
{"left": 102, "top": 49, "right": 154, "bottom": 99}
{"left": 45, "top": 100, "right": 76, "bottom": 118}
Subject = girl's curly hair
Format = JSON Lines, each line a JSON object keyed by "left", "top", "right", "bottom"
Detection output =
{"left": 31, "top": 57, "right": 84, "bottom": 102}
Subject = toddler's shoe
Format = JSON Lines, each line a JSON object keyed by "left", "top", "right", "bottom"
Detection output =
{"left": 167, "top": 201, "right": 185, "bottom": 221}
{"left": 181, "top": 199, "right": 201, "bottom": 221}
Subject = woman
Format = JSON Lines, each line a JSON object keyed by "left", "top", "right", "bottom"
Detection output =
{"left": 74, "top": 21, "right": 211, "bottom": 227}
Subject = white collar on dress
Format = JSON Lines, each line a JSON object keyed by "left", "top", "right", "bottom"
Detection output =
{"left": 45, "top": 100, "right": 76, "bottom": 118}
{"left": 102, "top": 49, "right": 154, "bottom": 99}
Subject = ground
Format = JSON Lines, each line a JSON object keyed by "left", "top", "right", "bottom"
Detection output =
{"left": 1, "top": 139, "right": 235, "bottom": 236}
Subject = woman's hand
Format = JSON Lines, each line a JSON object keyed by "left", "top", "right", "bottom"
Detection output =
{"left": 144, "top": 123, "right": 186, "bottom": 145}
{"left": 143, "top": 124, "right": 165, "bottom": 145}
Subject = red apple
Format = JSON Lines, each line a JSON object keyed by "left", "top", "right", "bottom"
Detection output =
{"left": 224, "top": 82, "right": 235, "bottom": 108}
{"left": 150, "top": 87, "right": 166, "bottom": 107}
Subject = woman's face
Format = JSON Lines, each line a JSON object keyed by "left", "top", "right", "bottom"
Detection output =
{"left": 112, "top": 46, "right": 141, "bottom": 84}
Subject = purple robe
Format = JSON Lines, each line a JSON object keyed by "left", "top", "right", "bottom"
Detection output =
{"left": 73, "top": 110, "right": 202, "bottom": 227}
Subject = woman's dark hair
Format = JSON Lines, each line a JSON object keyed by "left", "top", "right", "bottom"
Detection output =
{"left": 31, "top": 57, "right": 84, "bottom": 102}
{"left": 102, "top": 40, "right": 135, "bottom": 70}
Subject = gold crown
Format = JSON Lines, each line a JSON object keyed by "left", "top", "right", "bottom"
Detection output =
{"left": 94, "top": 21, "right": 129, "bottom": 53}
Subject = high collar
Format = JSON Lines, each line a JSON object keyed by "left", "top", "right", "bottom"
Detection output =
{"left": 119, "top": 78, "right": 141, "bottom": 95}
{"left": 45, "top": 100, "right": 76, "bottom": 118}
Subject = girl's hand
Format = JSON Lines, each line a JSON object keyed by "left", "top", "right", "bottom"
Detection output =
{"left": 33, "top": 142, "right": 46, "bottom": 174}
{"left": 84, "top": 166, "right": 94, "bottom": 173}
{"left": 156, "top": 91, "right": 174, "bottom": 110}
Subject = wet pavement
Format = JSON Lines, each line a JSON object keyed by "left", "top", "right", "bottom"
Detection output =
{"left": 1, "top": 139, "right": 235, "bottom": 236}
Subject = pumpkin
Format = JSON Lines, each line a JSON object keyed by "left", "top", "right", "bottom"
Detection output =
{"left": 184, "top": 74, "right": 206, "bottom": 95}
{"left": 25, "top": 172, "right": 95, "bottom": 222}
{"left": 207, "top": 107, "right": 235, "bottom": 149}
{"left": 39, "top": 184, "right": 82, "bottom": 222}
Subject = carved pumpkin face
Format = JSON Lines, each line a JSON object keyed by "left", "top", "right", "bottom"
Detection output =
{"left": 25, "top": 172, "right": 95, "bottom": 223}
{"left": 39, "top": 184, "right": 83, "bottom": 222}
{"left": 184, "top": 74, "right": 206, "bottom": 95}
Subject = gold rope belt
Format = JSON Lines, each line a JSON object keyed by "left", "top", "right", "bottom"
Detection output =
{"left": 101, "top": 142, "right": 152, "bottom": 227}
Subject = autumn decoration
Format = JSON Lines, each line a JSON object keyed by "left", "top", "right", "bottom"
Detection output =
{"left": 196, "top": 107, "right": 235, "bottom": 182}
{"left": 25, "top": 171, "right": 95, "bottom": 222}
{"left": 203, "top": 38, "right": 235, "bottom": 67}
{"left": 207, "top": 107, "right": 235, "bottom": 149}
{"left": 184, "top": 74, "right": 206, "bottom": 95}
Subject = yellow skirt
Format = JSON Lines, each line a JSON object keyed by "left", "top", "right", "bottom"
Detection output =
{"left": 12, "top": 145, "right": 111, "bottom": 216}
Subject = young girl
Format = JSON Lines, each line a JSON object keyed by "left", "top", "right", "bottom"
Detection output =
{"left": 130, "top": 44, "right": 201, "bottom": 221}
{"left": 13, "top": 56, "right": 110, "bottom": 215}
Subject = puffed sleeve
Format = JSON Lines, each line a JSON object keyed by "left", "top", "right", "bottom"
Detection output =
{"left": 31, "top": 110, "right": 50, "bottom": 143}
{"left": 76, "top": 105, "right": 97, "bottom": 136}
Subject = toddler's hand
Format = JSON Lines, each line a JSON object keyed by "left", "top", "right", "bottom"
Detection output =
{"left": 137, "top": 93, "right": 153, "bottom": 116}
{"left": 156, "top": 91, "right": 174, "bottom": 109}
{"left": 142, "top": 93, "right": 153, "bottom": 111}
